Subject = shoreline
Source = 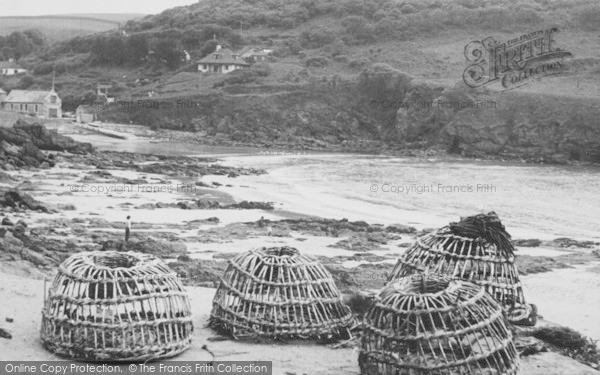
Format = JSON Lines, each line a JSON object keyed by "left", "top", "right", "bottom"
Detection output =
{"left": 1, "top": 119, "right": 599, "bottom": 372}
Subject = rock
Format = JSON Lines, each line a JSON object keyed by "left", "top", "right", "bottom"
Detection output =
{"left": 57, "top": 204, "right": 77, "bottom": 211}
{"left": 227, "top": 201, "right": 274, "bottom": 210}
{"left": 5, "top": 318, "right": 13, "bottom": 323}
{"left": 135, "top": 203, "right": 156, "bottom": 210}
{"left": 1, "top": 190, "right": 53, "bottom": 213}
{"left": 385, "top": 224, "right": 417, "bottom": 234}
{"left": 124, "top": 238, "right": 187, "bottom": 258}
{"left": 2, "top": 217, "right": 14, "bottom": 226}
{"left": 551, "top": 238, "right": 595, "bottom": 248}
{"left": 177, "top": 254, "right": 192, "bottom": 262}
{"left": 0, "top": 141, "right": 21, "bottom": 157}
{"left": 167, "top": 259, "right": 228, "bottom": 287}
{"left": 20, "top": 248, "right": 50, "bottom": 267}
{"left": 515, "top": 239, "right": 542, "bottom": 247}
{"left": 4, "top": 232, "right": 22, "bottom": 247}
{"left": 0, "top": 328, "right": 11, "bottom": 339}
{"left": 15, "top": 220, "right": 27, "bottom": 228}
{"left": 367, "top": 232, "right": 388, "bottom": 244}
{"left": 21, "top": 142, "right": 46, "bottom": 163}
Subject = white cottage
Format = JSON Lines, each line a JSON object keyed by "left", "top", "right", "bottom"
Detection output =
{"left": 197, "top": 45, "right": 249, "bottom": 74}
{"left": 0, "top": 60, "right": 27, "bottom": 75}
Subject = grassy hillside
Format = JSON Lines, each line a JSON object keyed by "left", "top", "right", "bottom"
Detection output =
{"left": 0, "top": 0, "right": 599, "bottom": 162}
{"left": 0, "top": 14, "right": 144, "bottom": 42}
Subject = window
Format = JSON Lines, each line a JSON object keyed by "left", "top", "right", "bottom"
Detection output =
{"left": 35, "top": 105, "right": 39, "bottom": 113}
{"left": 225, "top": 65, "right": 229, "bottom": 70}
{"left": 203, "top": 64, "right": 207, "bottom": 70}
{"left": 50, "top": 95, "right": 57, "bottom": 104}
{"left": 20, "top": 104, "right": 24, "bottom": 111}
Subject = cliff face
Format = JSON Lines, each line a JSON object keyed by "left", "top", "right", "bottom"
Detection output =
{"left": 437, "top": 93, "right": 600, "bottom": 163}
{"left": 101, "top": 65, "right": 600, "bottom": 163}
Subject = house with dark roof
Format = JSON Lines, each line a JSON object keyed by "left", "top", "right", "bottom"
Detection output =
{"left": 238, "top": 46, "right": 273, "bottom": 62}
{"left": 1, "top": 89, "right": 62, "bottom": 118}
{"left": 0, "top": 60, "right": 27, "bottom": 75}
{"left": 197, "top": 45, "right": 250, "bottom": 74}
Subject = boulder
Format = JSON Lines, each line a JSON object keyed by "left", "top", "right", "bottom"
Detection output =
{"left": 2, "top": 217, "right": 14, "bottom": 226}
{"left": 20, "top": 248, "right": 50, "bottom": 267}
{"left": 1, "top": 191, "right": 53, "bottom": 213}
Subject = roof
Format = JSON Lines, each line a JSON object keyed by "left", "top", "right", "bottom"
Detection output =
{"left": 0, "top": 61, "right": 24, "bottom": 70}
{"left": 4, "top": 90, "right": 57, "bottom": 103}
{"left": 0, "top": 89, "right": 6, "bottom": 94}
{"left": 197, "top": 48, "right": 250, "bottom": 66}
{"left": 238, "top": 46, "right": 256, "bottom": 56}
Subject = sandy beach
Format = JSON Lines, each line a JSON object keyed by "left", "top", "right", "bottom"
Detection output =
{"left": 1, "top": 121, "right": 599, "bottom": 374}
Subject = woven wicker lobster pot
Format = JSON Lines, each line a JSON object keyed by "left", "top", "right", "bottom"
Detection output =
{"left": 41, "top": 251, "right": 193, "bottom": 361}
{"left": 210, "top": 246, "right": 354, "bottom": 340}
{"left": 388, "top": 214, "right": 534, "bottom": 325}
{"left": 359, "top": 274, "right": 520, "bottom": 375}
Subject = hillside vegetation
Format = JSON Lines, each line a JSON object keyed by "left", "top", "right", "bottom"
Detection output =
{"left": 1, "top": 0, "right": 599, "bottom": 163}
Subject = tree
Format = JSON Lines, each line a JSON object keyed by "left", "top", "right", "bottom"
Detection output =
{"left": 126, "top": 34, "right": 149, "bottom": 64}
{"left": 153, "top": 39, "right": 182, "bottom": 70}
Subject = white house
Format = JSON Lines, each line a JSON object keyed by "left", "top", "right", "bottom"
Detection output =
{"left": 197, "top": 45, "right": 249, "bottom": 74}
{"left": 1, "top": 89, "right": 62, "bottom": 118}
{"left": 0, "top": 60, "right": 27, "bottom": 75}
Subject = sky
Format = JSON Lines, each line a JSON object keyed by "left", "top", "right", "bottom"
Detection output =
{"left": 0, "top": 0, "right": 199, "bottom": 16}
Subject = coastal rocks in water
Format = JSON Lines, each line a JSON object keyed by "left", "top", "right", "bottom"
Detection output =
{"left": 246, "top": 217, "right": 416, "bottom": 238}
{"left": 187, "top": 217, "right": 220, "bottom": 225}
{"left": 135, "top": 200, "right": 274, "bottom": 210}
{"left": 515, "top": 239, "right": 542, "bottom": 247}
{"left": 1, "top": 191, "right": 55, "bottom": 213}
{"left": 551, "top": 238, "right": 597, "bottom": 249}
{"left": 227, "top": 201, "right": 274, "bottom": 210}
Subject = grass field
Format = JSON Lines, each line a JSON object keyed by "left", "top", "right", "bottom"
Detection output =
{"left": 0, "top": 14, "right": 145, "bottom": 42}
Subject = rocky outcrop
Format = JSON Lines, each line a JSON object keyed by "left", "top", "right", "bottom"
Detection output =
{"left": 1, "top": 119, "right": 93, "bottom": 154}
{"left": 0, "top": 120, "right": 93, "bottom": 170}
{"left": 99, "top": 64, "right": 600, "bottom": 164}
{"left": 1, "top": 191, "right": 55, "bottom": 213}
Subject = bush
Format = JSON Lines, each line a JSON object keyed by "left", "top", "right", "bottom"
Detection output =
{"left": 18, "top": 75, "right": 35, "bottom": 89}
{"left": 299, "top": 29, "right": 335, "bottom": 49}
{"left": 33, "top": 62, "right": 54, "bottom": 76}
{"left": 305, "top": 56, "right": 329, "bottom": 67}
{"left": 578, "top": 5, "right": 600, "bottom": 31}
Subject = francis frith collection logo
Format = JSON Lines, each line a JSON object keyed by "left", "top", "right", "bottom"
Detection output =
{"left": 463, "top": 27, "right": 572, "bottom": 90}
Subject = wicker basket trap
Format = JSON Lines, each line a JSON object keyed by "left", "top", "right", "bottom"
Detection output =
{"left": 388, "top": 212, "right": 535, "bottom": 325}
{"left": 210, "top": 246, "right": 354, "bottom": 340}
{"left": 359, "top": 274, "right": 520, "bottom": 375}
{"left": 41, "top": 251, "right": 193, "bottom": 361}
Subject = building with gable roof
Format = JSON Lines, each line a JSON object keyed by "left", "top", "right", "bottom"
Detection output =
{"left": 1, "top": 88, "right": 62, "bottom": 118}
{"left": 197, "top": 45, "right": 250, "bottom": 74}
{"left": 0, "top": 60, "right": 27, "bottom": 75}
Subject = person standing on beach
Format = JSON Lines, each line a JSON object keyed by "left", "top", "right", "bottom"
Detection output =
{"left": 125, "top": 215, "right": 131, "bottom": 242}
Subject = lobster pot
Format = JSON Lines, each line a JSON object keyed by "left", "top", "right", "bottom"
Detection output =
{"left": 41, "top": 251, "right": 193, "bottom": 361}
{"left": 388, "top": 213, "right": 534, "bottom": 325}
{"left": 360, "top": 274, "right": 520, "bottom": 375}
{"left": 210, "top": 246, "right": 354, "bottom": 340}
